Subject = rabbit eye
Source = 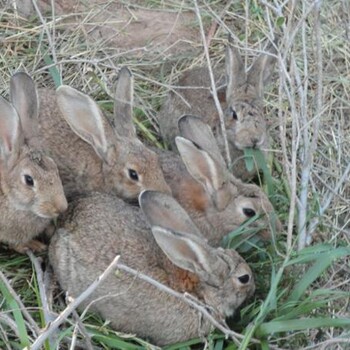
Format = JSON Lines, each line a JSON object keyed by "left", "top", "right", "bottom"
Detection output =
{"left": 243, "top": 208, "right": 256, "bottom": 218}
{"left": 128, "top": 169, "right": 139, "bottom": 181}
{"left": 230, "top": 108, "right": 238, "bottom": 120}
{"left": 24, "top": 174, "right": 34, "bottom": 187}
{"left": 238, "top": 274, "right": 250, "bottom": 284}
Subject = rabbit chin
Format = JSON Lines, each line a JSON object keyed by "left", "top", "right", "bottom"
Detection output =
{"left": 233, "top": 136, "right": 265, "bottom": 150}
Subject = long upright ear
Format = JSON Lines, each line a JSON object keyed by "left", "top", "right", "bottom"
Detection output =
{"left": 247, "top": 40, "right": 278, "bottom": 97}
{"left": 0, "top": 96, "right": 22, "bottom": 158}
{"left": 175, "top": 137, "right": 232, "bottom": 211}
{"left": 139, "top": 190, "right": 203, "bottom": 238}
{"left": 10, "top": 72, "right": 39, "bottom": 141}
{"left": 226, "top": 37, "right": 246, "bottom": 94}
{"left": 57, "top": 85, "right": 110, "bottom": 161}
{"left": 151, "top": 226, "right": 223, "bottom": 286}
{"left": 113, "top": 67, "right": 136, "bottom": 138}
{"left": 178, "top": 115, "right": 226, "bottom": 168}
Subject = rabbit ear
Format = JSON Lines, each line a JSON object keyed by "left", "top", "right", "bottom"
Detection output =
{"left": 10, "top": 72, "right": 39, "bottom": 141}
{"left": 151, "top": 226, "right": 223, "bottom": 285}
{"left": 0, "top": 96, "right": 22, "bottom": 157}
{"left": 139, "top": 190, "right": 203, "bottom": 238}
{"left": 57, "top": 85, "right": 110, "bottom": 162}
{"left": 113, "top": 67, "right": 136, "bottom": 138}
{"left": 247, "top": 41, "right": 278, "bottom": 97}
{"left": 178, "top": 115, "right": 226, "bottom": 167}
{"left": 226, "top": 38, "right": 246, "bottom": 93}
{"left": 175, "top": 137, "right": 232, "bottom": 211}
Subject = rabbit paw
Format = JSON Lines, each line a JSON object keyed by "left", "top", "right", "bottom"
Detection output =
{"left": 11, "top": 240, "right": 47, "bottom": 254}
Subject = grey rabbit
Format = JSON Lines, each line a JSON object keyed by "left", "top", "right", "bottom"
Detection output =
{"left": 155, "top": 115, "right": 281, "bottom": 247}
{"left": 35, "top": 67, "right": 170, "bottom": 200}
{"left": 0, "top": 72, "right": 67, "bottom": 253}
{"left": 49, "top": 190, "right": 255, "bottom": 346}
{"left": 158, "top": 38, "right": 278, "bottom": 179}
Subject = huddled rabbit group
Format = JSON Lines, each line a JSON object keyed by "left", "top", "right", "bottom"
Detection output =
{"left": 0, "top": 38, "right": 280, "bottom": 345}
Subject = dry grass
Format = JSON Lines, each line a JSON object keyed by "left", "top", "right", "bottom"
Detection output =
{"left": 0, "top": 0, "right": 349, "bottom": 349}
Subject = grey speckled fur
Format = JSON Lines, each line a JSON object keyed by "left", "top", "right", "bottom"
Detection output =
{"left": 49, "top": 191, "right": 254, "bottom": 346}
{"left": 158, "top": 40, "right": 277, "bottom": 180}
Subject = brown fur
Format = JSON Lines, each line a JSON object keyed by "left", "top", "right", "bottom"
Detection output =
{"left": 49, "top": 191, "right": 254, "bottom": 346}
{"left": 154, "top": 116, "right": 281, "bottom": 246}
{"left": 0, "top": 73, "right": 67, "bottom": 253}
{"left": 37, "top": 67, "right": 170, "bottom": 200}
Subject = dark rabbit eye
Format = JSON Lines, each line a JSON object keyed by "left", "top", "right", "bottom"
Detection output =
{"left": 128, "top": 169, "right": 139, "bottom": 181}
{"left": 230, "top": 108, "right": 238, "bottom": 120}
{"left": 238, "top": 274, "right": 250, "bottom": 284}
{"left": 24, "top": 174, "right": 34, "bottom": 187}
{"left": 243, "top": 208, "right": 256, "bottom": 218}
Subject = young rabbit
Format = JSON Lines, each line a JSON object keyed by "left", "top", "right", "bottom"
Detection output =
{"left": 156, "top": 115, "right": 281, "bottom": 247}
{"left": 0, "top": 73, "right": 67, "bottom": 253}
{"left": 30, "top": 67, "right": 170, "bottom": 200}
{"left": 49, "top": 190, "right": 254, "bottom": 346}
{"left": 158, "top": 39, "right": 277, "bottom": 179}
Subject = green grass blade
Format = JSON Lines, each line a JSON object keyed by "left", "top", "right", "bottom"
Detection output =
{"left": 256, "top": 317, "right": 350, "bottom": 336}
{"left": 243, "top": 148, "right": 255, "bottom": 172}
{"left": 0, "top": 279, "right": 30, "bottom": 347}
{"left": 88, "top": 328, "right": 146, "bottom": 349}
{"left": 287, "top": 247, "right": 350, "bottom": 303}
{"left": 43, "top": 54, "right": 62, "bottom": 87}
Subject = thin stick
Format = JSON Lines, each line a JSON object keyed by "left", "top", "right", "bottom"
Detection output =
{"left": 27, "top": 251, "right": 56, "bottom": 348}
{"left": 297, "top": 0, "right": 323, "bottom": 250}
{"left": 27, "top": 252, "right": 55, "bottom": 325}
{"left": 31, "top": 0, "right": 58, "bottom": 79}
{"left": 26, "top": 255, "right": 120, "bottom": 350}
{"left": 71, "top": 310, "right": 94, "bottom": 350}
{"left": 193, "top": 0, "right": 232, "bottom": 167}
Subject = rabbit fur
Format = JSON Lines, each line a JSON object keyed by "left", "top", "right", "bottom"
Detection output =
{"left": 0, "top": 73, "right": 67, "bottom": 253}
{"left": 158, "top": 39, "right": 278, "bottom": 180}
{"left": 49, "top": 190, "right": 254, "bottom": 346}
{"left": 155, "top": 115, "right": 281, "bottom": 246}
{"left": 36, "top": 67, "right": 170, "bottom": 200}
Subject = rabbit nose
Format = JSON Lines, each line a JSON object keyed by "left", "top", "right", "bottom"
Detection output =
{"left": 238, "top": 274, "right": 251, "bottom": 284}
{"left": 251, "top": 138, "right": 260, "bottom": 148}
{"left": 55, "top": 197, "right": 68, "bottom": 214}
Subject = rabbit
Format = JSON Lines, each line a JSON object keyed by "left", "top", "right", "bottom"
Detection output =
{"left": 49, "top": 190, "right": 255, "bottom": 346}
{"left": 154, "top": 115, "right": 281, "bottom": 247}
{"left": 31, "top": 67, "right": 170, "bottom": 200}
{"left": 158, "top": 38, "right": 278, "bottom": 179}
{"left": 0, "top": 73, "right": 67, "bottom": 253}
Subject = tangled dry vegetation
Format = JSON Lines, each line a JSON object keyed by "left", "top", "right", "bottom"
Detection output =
{"left": 0, "top": 0, "right": 349, "bottom": 349}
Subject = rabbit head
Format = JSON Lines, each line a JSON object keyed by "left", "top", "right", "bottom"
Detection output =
{"left": 140, "top": 190, "right": 255, "bottom": 318}
{"left": 0, "top": 73, "right": 68, "bottom": 220}
{"left": 174, "top": 115, "right": 281, "bottom": 245}
{"left": 223, "top": 38, "right": 278, "bottom": 150}
{"left": 55, "top": 67, "right": 171, "bottom": 199}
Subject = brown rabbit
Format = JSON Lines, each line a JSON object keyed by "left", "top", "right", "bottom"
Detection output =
{"left": 49, "top": 190, "right": 254, "bottom": 346}
{"left": 34, "top": 67, "right": 170, "bottom": 200}
{"left": 155, "top": 115, "right": 281, "bottom": 247}
{"left": 0, "top": 73, "right": 67, "bottom": 253}
{"left": 158, "top": 39, "right": 278, "bottom": 179}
